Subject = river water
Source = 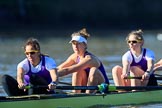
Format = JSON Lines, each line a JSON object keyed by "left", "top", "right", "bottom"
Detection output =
{"left": 0, "top": 29, "right": 162, "bottom": 107}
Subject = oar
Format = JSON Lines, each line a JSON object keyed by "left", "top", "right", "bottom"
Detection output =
{"left": 109, "top": 74, "right": 162, "bottom": 80}
{"left": 124, "top": 76, "right": 162, "bottom": 80}
{"left": 25, "top": 84, "right": 162, "bottom": 92}
{"left": 109, "top": 86, "right": 162, "bottom": 91}
{"left": 25, "top": 85, "right": 98, "bottom": 90}
{"left": 56, "top": 85, "right": 162, "bottom": 91}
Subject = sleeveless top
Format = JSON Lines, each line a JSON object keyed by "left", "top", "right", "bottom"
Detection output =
{"left": 130, "top": 48, "right": 157, "bottom": 86}
{"left": 24, "top": 55, "right": 52, "bottom": 84}
{"left": 77, "top": 52, "right": 109, "bottom": 84}
{"left": 130, "top": 48, "right": 147, "bottom": 71}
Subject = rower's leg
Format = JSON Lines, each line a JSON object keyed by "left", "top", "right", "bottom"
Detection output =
{"left": 130, "top": 66, "right": 148, "bottom": 86}
{"left": 72, "top": 70, "right": 87, "bottom": 93}
{"left": 1, "top": 74, "right": 27, "bottom": 96}
{"left": 86, "top": 67, "right": 105, "bottom": 93}
{"left": 112, "top": 65, "right": 130, "bottom": 86}
{"left": 30, "top": 74, "right": 54, "bottom": 94}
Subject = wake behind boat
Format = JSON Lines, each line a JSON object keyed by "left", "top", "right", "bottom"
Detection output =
{"left": 0, "top": 84, "right": 162, "bottom": 108}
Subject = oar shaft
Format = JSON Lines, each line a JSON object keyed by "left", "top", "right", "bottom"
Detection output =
{"left": 124, "top": 76, "right": 162, "bottom": 80}
{"left": 56, "top": 86, "right": 98, "bottom": 90}
{"left": 115, "top": 86, "right": 162, "bottom": 91}
{"left": 57, "top": 85, "right": 162, "bottom": 91}
{"left": 25, "top": 84, "right": 162, "bottom": 92}
{"left": 25, "top": 85, "right": 98, "bottom": 90}
{"left": 109, "top": 74, "right": 162, "bottom": 80}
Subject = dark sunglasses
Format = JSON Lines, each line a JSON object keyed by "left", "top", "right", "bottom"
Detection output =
{"left": 127, "top": 40, "right": 141, "bottom": 44}
{"left": 25, "top": 50, "right": 38, "bottom": 55}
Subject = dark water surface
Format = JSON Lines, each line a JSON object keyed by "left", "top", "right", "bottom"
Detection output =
{"left": 0, "top": 29, "right": 162, "bottom": 107}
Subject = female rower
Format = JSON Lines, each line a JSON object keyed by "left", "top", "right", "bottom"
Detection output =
{"left": 57, "top": 28, "right": 109, "bottom": 93}
{"left": 2, "top": 37, "right": 58, "bottom": 96}
{"left": 112, "top": 29, "right": 157, "bottom": 87}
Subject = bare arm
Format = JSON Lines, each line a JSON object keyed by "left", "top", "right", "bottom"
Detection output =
{"left": 146, "top": 59, "right": 154, "bottom": 74}
{"left": 49, "top": 68, "right": 58, "bottom": 83}
{"left": 155, "top": 59, "right": 162, "bottom": 66}
{"left": 48, "top": 68, "right": 59, "bottom": 90}
{"left": 57, "top": 54, "right": 76, "bottom": 69}
{"left": 58, "top": 55, "right": 95, "bottom": 77}
{"left": 153, "top": 59, "right": 162, "bottom": 71}
{"left": 17, "top": 67, "right": 25, "bottom": 89}
{"left": 122, "top": 60, "right": 130, "bottom": 76}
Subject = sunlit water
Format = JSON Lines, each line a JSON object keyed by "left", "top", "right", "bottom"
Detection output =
{"left": 0, "top": 29, "right": 162, "bottom": 107}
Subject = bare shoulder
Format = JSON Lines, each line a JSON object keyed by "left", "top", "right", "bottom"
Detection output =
{"left": 84, "top": 53, "right": 96, "bottom": 60}
{"left": 69, "top": 53, "right": 78, "bottom": 60}
{"left": 158, "top": 59, "right": 162, "bottom": 64}
{"left": 84, "top": 53, "right": 100, "bottom": 66}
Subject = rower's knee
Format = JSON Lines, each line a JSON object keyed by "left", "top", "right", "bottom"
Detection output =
{"left": 112, "top": 65, "right": 122, "bottom": 75}
{"left": 88, "top": 68, "right": 104, "bottom": 83}
{"left": 88, "top": 68, "right": 97, "bottom": 80}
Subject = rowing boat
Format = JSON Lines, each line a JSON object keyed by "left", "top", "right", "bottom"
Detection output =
{"left": 0, "top": 90, "right": 162, "bottom": 108}
{"left": 0, "top": 85, "right": 162, "bottom": 108}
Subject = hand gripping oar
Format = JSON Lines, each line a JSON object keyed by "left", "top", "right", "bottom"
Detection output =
{"left": 25, "top": 83, "right": 162, "bottom": 93}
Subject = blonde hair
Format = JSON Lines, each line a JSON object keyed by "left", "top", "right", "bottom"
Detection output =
{"left": 126, "top": 29, "right": 144, "bottom": 42}
{"left": 71, "top": 28, "right": 90, "bottom": 39}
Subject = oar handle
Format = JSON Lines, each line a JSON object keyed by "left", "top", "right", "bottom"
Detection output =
{"left": 124, "top": 76, "right": 142, "bottom": 79}
{"left": 25, "top": 85, "right": 48, "bottom": 89}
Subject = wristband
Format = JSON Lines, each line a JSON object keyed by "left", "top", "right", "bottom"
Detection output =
{"left": 50, "top": 81, "right": 57, "bottom": 85}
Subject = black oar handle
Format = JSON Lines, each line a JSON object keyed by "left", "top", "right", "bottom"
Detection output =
{"left": 124, "top": 76, "right": 142, "bottom": 79}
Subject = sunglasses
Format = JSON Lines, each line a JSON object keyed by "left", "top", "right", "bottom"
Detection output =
{"left": 25, "top": 50, "right": 38, "bottom": 55}
{"left": 127, "top": 40, "right": 141, "bottom": 44}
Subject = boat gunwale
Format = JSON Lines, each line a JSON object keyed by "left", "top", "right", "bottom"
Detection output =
{"left": 0, "top": 89, "right": 161, "bottom": 102}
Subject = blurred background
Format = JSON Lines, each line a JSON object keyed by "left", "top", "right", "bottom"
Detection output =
{"left": 0, "top": 0, "right": 162, "bottom": 32}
